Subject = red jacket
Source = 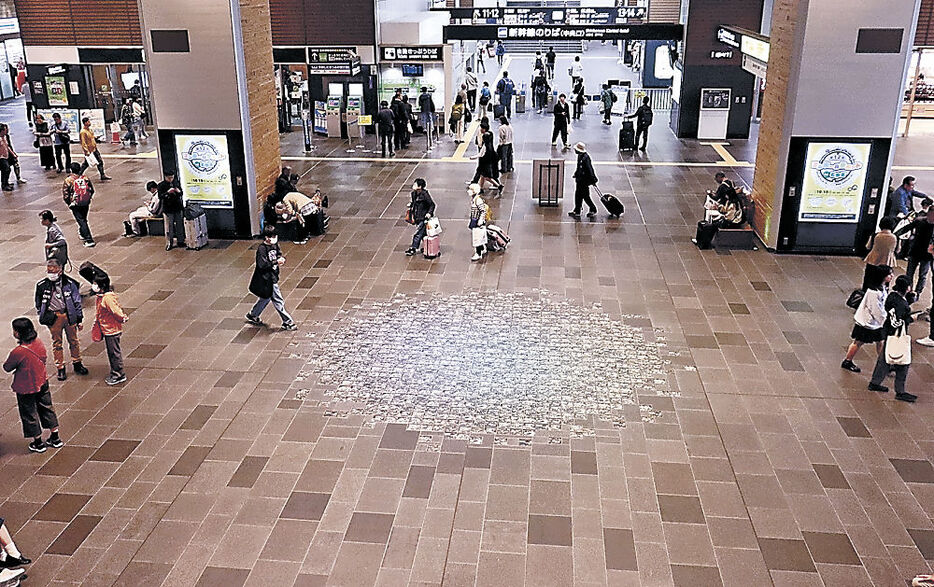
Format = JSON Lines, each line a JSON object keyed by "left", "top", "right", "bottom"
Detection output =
{"left": 3, "top": 339, "right": 48, "bottom": 394}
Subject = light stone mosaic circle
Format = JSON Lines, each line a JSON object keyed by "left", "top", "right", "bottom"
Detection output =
{"left": 306, "top": 291, "right": 669, "bottom": 438}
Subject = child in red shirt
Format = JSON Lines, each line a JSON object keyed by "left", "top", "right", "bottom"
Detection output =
{"left": 3, "top": 318, "right": 62, "bottom": 453}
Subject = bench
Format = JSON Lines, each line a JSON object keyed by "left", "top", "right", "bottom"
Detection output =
{"left": 715, "top": 225, "right": 759, "bottom": 250}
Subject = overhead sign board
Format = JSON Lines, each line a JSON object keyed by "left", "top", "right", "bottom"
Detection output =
{"left": 459, "top": 7, "right": 646, "bottom": 25}
{"left": 444, "top": 23, "right": 683, "bottom": 42}
{"left": 380, "top": 46, "right": 443, "bottom": 62}
{"left": 741, "top": 35, "right": 770, "bottom": 63}
{"left": 716, "top": 27, "right": 740, "bottom": 48}
{"left": 307, "top": 47, "right": 361, "bottom": 75}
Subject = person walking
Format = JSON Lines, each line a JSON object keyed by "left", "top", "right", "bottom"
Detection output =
{"left": 246, "top": 226, "right": 297, "bottom": 331}
{"left": 476, "top": 44, "right": 486, "bottom": 74}
{"left": 33, "top": 114, "right": 55, "bottom": 170}
{"left": 35, "top": 259, "right": 88, "bottom": 381}
{"left": 841, "top": 265, "right": 892, "bottom": 373}
{"left": 21, "top": 81, "right": 33, "bottom": 127}
{"left": 465, "top": 67, "right": 478, "bottom": 111}
{"left": 626, "top": 96, "right": 654, "bottom": 151}
{"left": 5, "top": 126, "right": 25, "bottom": 186}
{"left": 391, "top": 93, "right": 408, "bottom": 151}
{"left": 0, "top": 518, "right": 31, "bottom": 569}
{"left": 895, "top": 198, "right": 934, "bottom": 297}
{"left": 497, "top": 116, "right": 514, "bottom": 174}
{"left": 496, "top": 72, "right": 516, "bottom": 118}
{"left": 405, "top": 178, "right": 436, "bottom": 256}
{"left": 532, "top": 70, "right": 550, "bottom": 114}
{"left": 62, "top": 162, "right": 96, "bottom": 247}
{"left": 478, "top": 81, "right": 492, "bottom": 113}
{"left": 473, "top": 123, "right": 504, "bottom": 194}
{"left": 120, "top": 99, "right": 136, "bottom": 146}
{"left": 418, "top": 87, "right": 436, "bottom": 150}
{"left": 3, "top": 317, "right": 63, "bottom": 453}
{"left": 450, "top": 95, "right": 465, "bottom": 143}
{"left": 50, "top": 112, "right": 72, "bottom": 173}
{"left": 552, "top": 93, "right": 571, "bottom": 150}
{"left": 867, "top": 275, "right": 917, "bottom": 402}
{"left": 545, "top": 46, "right": 557, "bottom": 79}
{"left": 495, "top": 40, "right": 505, "bottom": 66}
{"left": 158, "top": 170, "right": 185, "bottom": 250}
{"left": 457, "top": 84, "right": 468, "bottom": 110}
{"left": 40, "top": 210, "right": 69, "bottom": 267}
{"left": 569, "top": 142, "right": 598, "bottom": 219}
{"left": 570, "top": 56, "right": 584, "bottom": 87}
{"left": 376, "top": 100, "right": 395, "bottom": 158}
{"left": 92, "top": 274, "right": 128, "bottom": 386}
{"left": 862, "top": 216, "right": 898, "bottom": 290}
{"left": 572, "top": 77, "right": 586, "bottom": 120}
{"left": 131, "top": 98, "right": 148, "bottom": 139}
{"left": 600, "top": 84, "right": 616, "bottom": 125}
{"left": 78, "top": 117, "right": 111, "bottom": 181}
{"left": 468, "top": 183, "right": 488, "bottom": 261}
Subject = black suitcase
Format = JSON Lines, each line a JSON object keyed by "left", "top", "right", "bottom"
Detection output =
{"left": 78, "top": 261, "right": 108, "bottom": 285}
{"left": 493, "top": 104, "right": 506, "bottom": 119}
{"left": 619, "top": 120, "right": 636, "bottom": 151}
{"left": 595, "top": 187, "right": 624, "bottom": 218}
{"left": 306, "top": 211, "right": 328, "bottom": 237}
{"left": 694, "top": 221, "right": 718, "bottom": 249}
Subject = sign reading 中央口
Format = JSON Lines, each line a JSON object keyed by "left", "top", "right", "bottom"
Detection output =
{"left": 381, "top": 46, "right": 443, "bottom": 62}
{"left": 174, "top": 135, "right": 234, "bottom": 209}
{"left": 799, "top": 142, "right": 871, "bottom": 223}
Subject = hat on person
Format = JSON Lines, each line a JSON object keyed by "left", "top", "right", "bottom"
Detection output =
{"left": 573, "top": 142, "right": 586, "bottom": 153}
{"left": 467, "top": 183, "right": 481, "bottom": 196}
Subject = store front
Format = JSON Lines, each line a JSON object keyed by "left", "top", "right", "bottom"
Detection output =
{"left": 0, "top": 17, "right": 23, "bottom": 101}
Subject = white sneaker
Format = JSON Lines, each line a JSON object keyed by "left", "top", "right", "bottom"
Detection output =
{"left": 471, "top": 253, "right": 481, "bottom": 261}
{"left": 916, "top": 337, "right": 934, "bottom": 347}
{"left": 0, "top": 568, "right": 25, "bottom": 585}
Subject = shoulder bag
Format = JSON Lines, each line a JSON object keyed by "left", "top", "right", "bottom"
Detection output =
{"left": 885, "top": 321, "right": 911, "bottom": 366}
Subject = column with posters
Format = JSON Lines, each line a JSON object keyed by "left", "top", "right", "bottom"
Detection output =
{"left": 174, "top": 134, "right": 234, "bottom": 208}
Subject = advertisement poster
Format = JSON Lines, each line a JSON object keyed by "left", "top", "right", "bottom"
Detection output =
{"left": 77, "top": 109, "right": 106, "bottom": 139}
{"left": 37, "top": 109, "right": 80, "bottom": 141}
{"left": 45, "top": 76, "right": 67, "bottom": 106}
{"left": 799, "top": 142, "right": 871, "bottom": 223}
{"left": 174, "top": 134, "right": 233, "bottom": 208}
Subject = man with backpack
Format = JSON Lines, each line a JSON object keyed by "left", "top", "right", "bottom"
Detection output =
{"left": 478, "top": 81, "right": 492, "bottom": 113}
{"left": 61, "top": 162, "right": 96, "bottom": 248}
{"left": 626, "top": 96, "right": 654, "bottom": 151}
{"left": 600, "top": 84, "right": 616, "bottom": 125}
{"left": 418, "top": 87, "right": 436, "bottom": 150}
{"left": 533, "top": 51, "right": 545, "bottom": 75}
{"left": 496, "top": 72, "right": 516, "bottom": 118}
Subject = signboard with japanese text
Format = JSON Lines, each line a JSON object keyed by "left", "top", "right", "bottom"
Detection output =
{"left": 381, "top": 46, "right": 443, "bottom": 62}
{"left": 307, "top": 47, "right": 361, "bottom": 75}
{"left": 174, "top": 135, "right": 234, "bottom": 209}
{"left": 444, "top": 23, "right": 682, "bottom": 42}
{"left": 799, "top": 142, "right": 871, "bottom": 223}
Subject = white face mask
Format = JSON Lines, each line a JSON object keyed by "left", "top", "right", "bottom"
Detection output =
{"left": 91, "top": 283, "right": 101, "bottom": 293}
{"left": 412, "top": 183, "right": 419, "bottom": 191}
{"left": 268, "top": 236, "right": 278, "bottom": 245}
{"left": 47, "top": 272, "right": 60, "bottom": 281}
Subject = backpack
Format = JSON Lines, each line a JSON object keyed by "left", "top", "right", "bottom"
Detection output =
{"left": 479, "top": 87, "right": 491, "bottom": 104}
{"left": 611, "top": 92, "right": 618, "bottom": 103}
{"left": 72, "top": 176, "right": 92, "bottom": 205}
{"left": 499, "top": 78, "right": 515, "bottom": 96}
{"left": 534, "top": 58, "right": 544, "bottom": 71}
{"left": 639, "top": 108, "right": 654, "bottom": 126}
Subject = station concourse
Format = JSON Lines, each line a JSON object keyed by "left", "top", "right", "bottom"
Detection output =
{"left": 0, "top": 0, "right": 932, "bottom": 586}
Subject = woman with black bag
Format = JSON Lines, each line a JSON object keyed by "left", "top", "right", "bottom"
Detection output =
{"left": 841, "top": 265, "right": 891, "bottom": 373}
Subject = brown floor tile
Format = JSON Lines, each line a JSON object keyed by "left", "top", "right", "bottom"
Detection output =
{"left": 671, "top": 564, "right": 722, "bottom": 586}
{"left": 168, "top": 446, "right": 212, "bottom": 476}
{"left": 46, "top": 515, "right": 102, "bottom": 555}
{"left": 114, "top": 561, "right": 173, "bottom": 587}
{"left": 180, "top": 405, "right": 218, "bottom": 431}
{"left": 658, "top": 495, "right": 706, "bottom": 524}
{"left": 379, "top": 423, "right": 418, "bottom": 450}
{"left": 33, "top": 493, "right": 92, "bottom": 523}
{"left": 837, "top": 417, "right": 872, "bottom": 438}
{"left": 529, "top": 480, "right": 571, "bottom": 516}
{"left": 402, "top": 465, "right": 435, "bottom": 499}
{"left": 890, "top": 459, "right": 934, "bottom": 484}
{"left": 757, "top": 537, "right": 817, "bottom": 572}
{"left": 813, "top": 464, "right": 850, "bottom": 490}
{"left": 802, "top": 532, "right": 861, "bottom": 565}
{"left": 37, "top": 447, "right": 95, "bottom": 477}
{"left": 604, "top": 528, "right": 638, "bottom": 571}
{"left": 570, "top": 451, "right": 598, "bottom": 475}
{"left": 196, "top": 566, "right": 250, "bottom": 587}
{"left": 343, "top": 512, "right": 394, "bottom": 543}
{"left": 228, "top": 456, "right": 269, "bottom": 489}
{"left": 280, "top": 492, "right": 330, "bottom": 521}
{"left": 465, "top": 447, "right": 492, "bottom": 469}
{"left": 90, "top": 439, "right": 141, "bottom": 463}
{"left": 527, "top": 514, "right": 572, "bottom": 546}
{"left": 652, "top": 462, "right": 697, "bottom": 496}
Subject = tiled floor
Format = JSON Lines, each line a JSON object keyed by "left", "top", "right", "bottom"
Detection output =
{"left": 0, "top": 64, "right": 934, "bottom": 587}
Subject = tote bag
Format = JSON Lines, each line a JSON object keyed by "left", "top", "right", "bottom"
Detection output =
{"left": 885, "top": 323, "right": 912, "bottom": 366}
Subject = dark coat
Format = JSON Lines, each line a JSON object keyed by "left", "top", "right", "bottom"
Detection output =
{"left": 895, "top": 214, "right": 934, "bottom": 260}
{"left": 573, "top": 152, "right": 597, "bottom": 186}
{"left": 884, "top": 291, "right": 914, "bottom": 336}
{"left": 376, "top": 108, "right": 395, "bottom": 133}
{"left": 409, "top": 189, "right": 436, "bottom": 224}
{"left": 274, "top": 174, "right": 292, "bottom": 199}
{"left": 249, "top": 242, "right": 281, "bottom": 299}
{"left": 35, "top": 274, "right": 83, "bottom": 326}
{"left": 553, "top": 102, "right": 570, "bottom": 129}
{"left": 158, "top": 178, "right": 184, "bottom": 213}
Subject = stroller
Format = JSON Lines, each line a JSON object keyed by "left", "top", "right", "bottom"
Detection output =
{"left": 485, "top": 224, "right": 510, "bottom": 252}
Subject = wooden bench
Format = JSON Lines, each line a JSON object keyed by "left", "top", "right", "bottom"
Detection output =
{"left": 715, "top": 225, "right": 759, "bottom": 250}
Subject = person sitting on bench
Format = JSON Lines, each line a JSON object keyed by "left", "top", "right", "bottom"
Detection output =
{"left": 124, "top": 181, "right": 161, "bottom": 237}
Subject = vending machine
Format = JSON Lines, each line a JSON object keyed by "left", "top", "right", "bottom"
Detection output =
{"left": 326, "top": 96, "right": 342, "bottom": 138}
{"left": 346, "top": 95, "right": 363, "bottom": 141}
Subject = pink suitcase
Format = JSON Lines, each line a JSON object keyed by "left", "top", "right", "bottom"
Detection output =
{"left": 423, "top": 235, "right": 441, "bottom": 259}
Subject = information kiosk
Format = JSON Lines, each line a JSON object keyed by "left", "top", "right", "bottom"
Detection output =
{"left": 325, "top": 96, "right": 342, "bottom": 138}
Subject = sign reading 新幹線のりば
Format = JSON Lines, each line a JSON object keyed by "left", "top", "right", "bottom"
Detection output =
{"left": 443, "top": 23, "right": 683, "bottom": 42}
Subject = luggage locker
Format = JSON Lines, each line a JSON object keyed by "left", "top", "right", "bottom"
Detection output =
{"left": 183, "top": 203, "right": 209, "bottom": 250}
{"left": 423, "top": 234, "right": 441, "bottom": 258}
{"left": 594, "top": 187, "right": 624, "bottom": 218}
{"left": 619, "top": 120, "right": 636, "bottom": 151}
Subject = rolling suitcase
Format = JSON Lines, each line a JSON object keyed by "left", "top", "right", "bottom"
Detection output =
{"left": 516, "top": 93, "right": 526, "bottom": 114}
{"left": 306, "top": 210, "right": 328, "bottom": 237}
{"left": 423, "top": 234, "right": 441, "bottom": 259}
{"left": 78, "top": 261, "right": 108, "bottom": 285}
{"left": 493, "top": 104, "right": 506, "bottom": 119}
{"left": 183, "top": 204, "right": 209, "bottom": 250}
{"left": 694, "top": 221, "right": 718, "bottom": 250}
{"left": 595, "top": 187, "right": 624, "bottom": 218}
{"left": 486, "top": 224, "right": 511, "bottom": 245}
{"left": 619, "top": 120, "right": 636, "bottom": 151}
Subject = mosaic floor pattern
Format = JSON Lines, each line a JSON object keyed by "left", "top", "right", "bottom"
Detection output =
{"left": 302, "top": 291, "right": 670, "bottom": 438}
